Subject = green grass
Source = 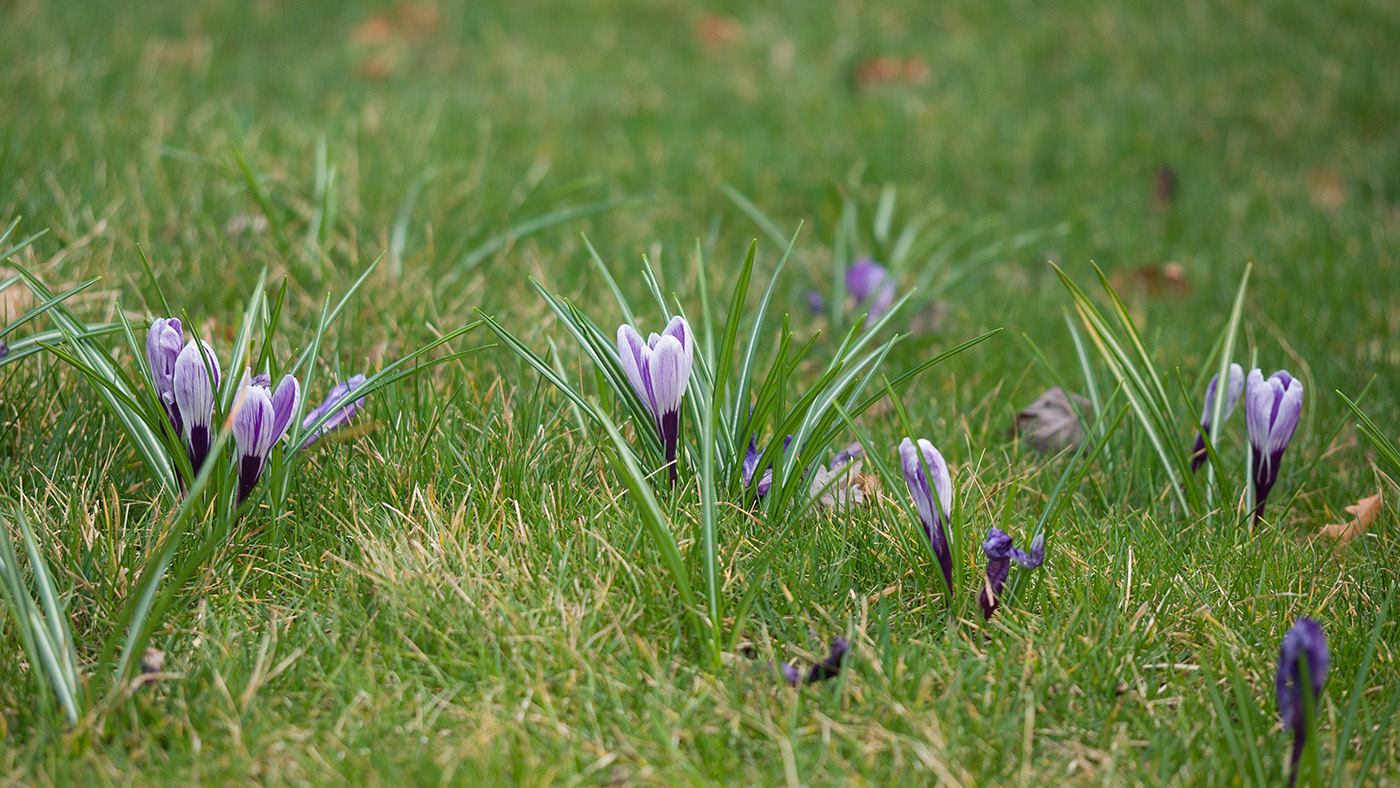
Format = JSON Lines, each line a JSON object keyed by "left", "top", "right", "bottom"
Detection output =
{"left": 3, "top": 0, "right": 1399, "bottom": 784}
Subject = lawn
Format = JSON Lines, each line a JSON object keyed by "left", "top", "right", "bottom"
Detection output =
{"left": 2, "top": 0, "right": 1399, "bottom": 785}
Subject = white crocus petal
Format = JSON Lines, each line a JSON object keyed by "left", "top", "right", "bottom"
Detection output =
{"left": 269, "top": 374, "right": 301, "bottom": 444}
{"left": 647, "top": 335, "right": 686, "bottom": 417}
{"left": 1244, "top": 368, "right": 1270, "bottom": 451}
{"left": 174, "top": 340, "right": 221, "bottom": 437}
{"left": 616, "top": 325, "right": 653, "bottom": 413}
{"left": 900, "top": 437, "right": 953, "bottom": 530}
{"left": 1269, "top": 375, "right": 1304, "bottom": 456}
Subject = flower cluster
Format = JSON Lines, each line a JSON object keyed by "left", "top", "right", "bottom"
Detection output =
{"left": 146, "top": 318, "right": 369, "bottom": 504}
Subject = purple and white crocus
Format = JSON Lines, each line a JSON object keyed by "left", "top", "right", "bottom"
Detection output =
{"left": 1277, "top": 617, "right": 1328, "bottom": 788}
{"left": 1245, "top": 369, "right": 1303, "bottom": 523}
{"left": 846, "top": 259, "right": 897, "bottom": 323}
{"left": 232, "top": 371, "right": 300, "bottom": 503}
{"left": 978, "top": 527, "right": 1045, "bottom": 621}
{"left": 146, "top": 317, "right": 185, "bottom": 437}
{"left": 172, "top": 338, "right": 222, "bottom": 474}
{"left": 899, "top": 437, "right": 955, "bottom": 594}
{"left": 301, "top": 374, "right": 368, "bottom": 448}
{"left": 617, "top": 316, "right": 694, "bottom": 483}
{"left": 1190, "top": 363, "right": 1245, "bottom": 473}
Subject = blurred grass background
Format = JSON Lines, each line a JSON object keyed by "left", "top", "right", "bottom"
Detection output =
{"left": 2, "top": 0, "right": 1399, "bottom": 784}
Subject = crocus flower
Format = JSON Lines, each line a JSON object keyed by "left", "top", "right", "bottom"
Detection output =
{"left": 232, "top": 371, "right": 300, "bottom": 503}
{"left": 900, "top": 437, "right": 955, "bottom": 594}
{"left": 301, "top": 373, "right": 367, "bottom": 448}
{"left": 617, "top": 316, "right": 694, "bottom": 483}
{"left": 0, "top": 340, "right": 8, "bottom": 360}
{"left": 777, "top": 638, "right": 850, "bottom": 687}
{"left": 805, "top": 289, "right": 826, "bottom": 315}
{"left": 743, "top": 434, "right": 793, "bottom": 498}
{"left": 846, "top": 259, "right": 897, "bottom": 323}
{"left": 1277, "top": 617, "right": 1328, "bottom": 788}
{"left": 1190, "top": 363, "right": 1245, "bottom": 473}
{"left": 978, "top": 527, "right": 1045, "bottom": 621}
{"left": 173, "top": 339, "right": 222, "bottom": 474}
{"left": 1245, "top": 369, "right": 1303, "bottom": 522}
{"left": 146, "top": 317, "right": 184, "bottom": 436}
{"left": 830, "top": 441, "right": 864, "bottom": 469}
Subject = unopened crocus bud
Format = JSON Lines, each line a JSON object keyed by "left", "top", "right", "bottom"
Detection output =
{"left": 1245, "top": 369, "right": 1303, "bottom": 522}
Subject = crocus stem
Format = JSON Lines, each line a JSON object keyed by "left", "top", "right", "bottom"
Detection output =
{"left": 660, "top": 410, "right": 679, "bottom": 485}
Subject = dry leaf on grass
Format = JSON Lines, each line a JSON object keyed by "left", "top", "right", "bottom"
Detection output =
{"left": 1, "top": 266, "right": 35, "bottom": 323}
{"left": 1108, "top": 262, "right": 1191, "bottom": 299}
{"left": 810, "top": 460, "right": 879, "bottom": 509}
{"left": 1011, "top": 387, "right": 1092, "bottom": 454}
{"left": 695, "top": 14, "right": 743, "bottom": 49}
{"left": 853, "top": 56, "right": 929, "bottom": 90}
{"left": 1315, "top": 492, "right": 1383, "bottom": 548}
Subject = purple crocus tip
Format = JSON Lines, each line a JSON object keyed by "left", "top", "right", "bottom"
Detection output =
{"left": 0, "top": 340, "right": 8, "bottom": 360}
{"left": 831, "top": 441, "right": 863, "bottom": 469}
{"left": 1277, "top": 617, "right": 1327, "bottom": 786}
{"left": 979, "top": 527, "right": 1045, "bottom": 621}
{"left": 1244, "top": 369, "right": 1303, "bottom": 522}
{"left": 232, "top": 370, "right": 300, "bottom": 504}
{"left": 1190, "top": 363, "right": 1245, "bottom": 473}
{"left": 301, "top": 373, "right": 369, "bottom": 448}
{"left": 846, "top": 259, "right": 897, "bottom": 322}
{"left": 900, "top": 437, "right": 954, "bottom": 595}
{"left": 145, "top": 317, "right": 184, "bottom": 435}
{"left": 777, "top": 638, "right": 850, "bottom": 687}
{"left": 617, "top": 316, "right": 694, "bottom": 482}
{"left": 805, "top": 289, "right": 826, "bottom": 315}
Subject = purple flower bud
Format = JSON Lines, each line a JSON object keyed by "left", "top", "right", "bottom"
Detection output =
{"left": 1190, "top": 363, "right": 1245, "bottom": 473}
{"left": 301, "top": 374, "right": 368, "bottom": 448}
{"left": 1277, "top": 617, "right": 1327, "bottom": 787}
{"left": 805, "top": 289, "right": 826, "bottom": 315}
{"left": 617, "top": 316, "right": 694, "bottom": 483}
{"left": 742, "top": 434, "right": 792, "bottom": 499}
{"left": 830, "top": 441, "right": 863, "bottom": 469}
{"left": 145, "top": 317, "right": 184, "bottom": 436}
{"left": 978, "top": 527, "right": 1045, "bottom": 620}
{"left": 900, "top": 437, "right": 954, "bottom": 594}
{"left": 846, "top": 259, "right": 897, "bottom": 322}
{"left": 232, "top": 371, "right": 300, "bottom": 503}
{"left": 173, "top": 339, "right": 221, "bottom": 474}
{"left": 0, "top": 340, "right": 8, "bottom": 360}
{"left": 1245, "top": 369, "right": 1303, "bottom": 522}
{"left": 776, "top": 638, "right": 850, "bottom": 687}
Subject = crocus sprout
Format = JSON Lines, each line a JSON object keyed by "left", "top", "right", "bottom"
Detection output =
{"left": 899, "top": 437, "right": 955, "bottom": 594}
{"left": 172, "top": 339, "right": 222, "bottom": 474}
{"left": 1277, "top": 617, "right": 1328, "bottom": 788}
{"left": 301, "top": 373, "right": 368, "bottom": 448}
{"left": 145, "top": 318, "right": 185, "bottom": 436}
{"left": 846, "top": 259, "right": 897, "bottom": 323}
{"left": 1245, "top": 369, "right": 1303, "bottom": 522}
{"left": 617, "top": 316, "right": 694, "bottom": 483}
{"left": 978, "top": 527, "right": 1045, "bottom": 620}
{"left": 776, "top": 638, "right": 850, "bottom": 687}
{"left": 232, "top": 371, "right": 300, "bottom": 503}
{"left": 1190, "top": 363, "right": 1244, "bottom": 473}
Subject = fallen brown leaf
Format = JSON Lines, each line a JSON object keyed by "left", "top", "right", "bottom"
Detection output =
{"left": 1, "top": 266, "right": 35, "bottom": 324}
{"left": 1011, "top": 387, "right": 1092, "bottom": 454}
{"left": 1108, "top": 261, "right": 1191, "bottom": 299}
{"left": 695, "top": 14, "right": 743, "bottom": 49}
{"left": 854, "top": 55, "right": 929, "bottom": 90}
{"left": 1316, "top": 491, "right": 1383, "bottom": 547}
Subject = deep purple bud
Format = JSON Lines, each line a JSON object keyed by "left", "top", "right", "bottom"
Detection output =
{"left": 1245, "top": 369, "right": 1303, "bottom": 522}
{"left": 617, "top": 316, "right": 694, "bottom": 483}
{"left": 979, "top": 528, "right": 1045, "bottom": 620}
{"left": 0, "top": 340, "right": 8, "bottom": 360}
{"left": 232, "top": 371, "right": 300, "bottom": 503}
{"left": 806, "top": 289, "right": 826, "bottom": 315}
{"left": 776, "top": 638, "right": 850, "bottom": 687}
{"left": 1277, "top": 617, "right": 1328, "bottom": 787}
{"left": 900, "top": 437, "right": 954, "bottom": 594}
